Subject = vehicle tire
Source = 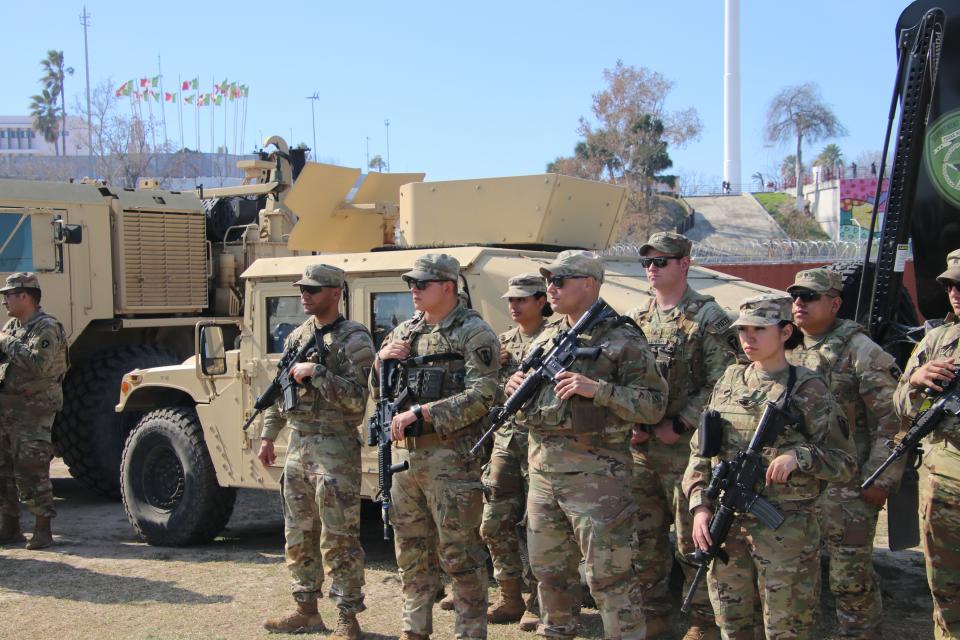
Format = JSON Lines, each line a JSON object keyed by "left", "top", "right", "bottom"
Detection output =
{"left": 121, "top": 407, "right": 236, "bottom": 546}
{"left": 53, "top": 345, "right": 180, "bottom": 497}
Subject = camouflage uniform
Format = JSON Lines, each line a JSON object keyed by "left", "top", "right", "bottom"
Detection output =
{"left": 261, "top": 264, "right": 374, "bottom": 616}
{"left": 374, "top": 253, "right": 500, "bottom": 640}
{"left": 0, "top": 273, "right": 69, "bottom": 524}
{"left": 786, "top": 268, "right": 903, "bottom": 639}
{"left": 627, "top": 232, "right": 738, "bottom": 632}
{"left": 893, "top": 248, "right": 960, "bottom": 640}
{"left": 683, "top": 294, "right": 857, "bottom": 640}
{"left": 480, "top": 274, "right": 549, "bottom": 621}
{"left": 517, "top": 250, "right": 668, "bottom": 639}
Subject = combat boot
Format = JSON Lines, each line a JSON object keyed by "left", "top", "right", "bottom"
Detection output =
{"left": 403, "top": 632, "right": 430, "bottom": 640}
{"left": 682, "top": 625, "right": 722, "bottom": 640}
{"left": 329, "top": 610, "right": 360, "bottom": 640}
{"left": 439, "top": 592, "right": 455, "bottom": 610}
{"left": 25, "top": 516, "right": 52, "bottom": 550}
{"left": 518, "top": 610, "right": 539, "bottom": 632}
{"left": 644, "top": 614, "right": 673, "bottom": 639}
{"left": 487, "top": 578, "right": 525, "bottom": 623}
{"left": 263, "top": 599, "right": 326, "bottom": 634}
{"left": 0, "top": 514, "right": 24, "bottom": 544}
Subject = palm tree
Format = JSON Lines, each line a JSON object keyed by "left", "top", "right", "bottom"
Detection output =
{"left": 765, "top": 83, "right": 847, "bottom": 210}
{"left": 751, "top": 171, "right": 765, "bottom": 192}
{"left": 29, "top": 89, "right": 61, "bottom": 155}
{"left": 40, "top": 50, "right": 74, "bottom": 155}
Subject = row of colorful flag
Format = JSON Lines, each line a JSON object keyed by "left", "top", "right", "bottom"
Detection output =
{"left": 115, "top": 78, "right": 250, "bottom": 104}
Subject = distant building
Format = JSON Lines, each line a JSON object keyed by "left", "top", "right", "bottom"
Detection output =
{"left": 0, "top": 115, "right": 89, "bottom": 156}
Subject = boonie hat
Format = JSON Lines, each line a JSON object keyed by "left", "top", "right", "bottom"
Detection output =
{"left": 639, "top": 231, "right": 692, "bottom": 258}
{"left": 538, "top": 250, "right": 605, "bottom": 284}
{"left": 937, "top": 248, "right": 960, "bottom": 285}
{"left": 732, "top": 293, "right": 793, "bottom": 327}
{"left": 0, "top": 272, "right": 41, "bottom": 293}
{"left": 401, "top": 253, "right": 460, "bottom": 283}
{"left": 787, "top": 268, "right": 842, "bottom": 296}
{"left": 295, "top": 263, "right": 345, "bottom": 288}
{"left": 502, "top": 273, "right": 547, "bottom": 299}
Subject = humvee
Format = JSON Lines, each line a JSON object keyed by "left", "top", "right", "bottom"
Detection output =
{"left": 113, "top": 171, "right": 778, "bottom": 546}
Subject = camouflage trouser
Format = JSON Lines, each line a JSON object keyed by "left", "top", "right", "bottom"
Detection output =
{"left": 480, "top": 429, "right": 538, "bottom": 612}
{"left": 818, "top": 482, "right": 882, "bottom": 638}
{"left": 528, "top": 468, "right": 645, "bottom": 639}
{"left": 921, "top": 448, "right": 960, "bottom": 640}
{"left": 391, "top": 444, "right": 488, "bottom": 640}
{"left": 707, "top": 508, "right": 820, "bottom": 640}
{"left": 0, "top": 410, "right": 55, "bottom": 519}
{"left": 632, "top": 433, "right": 715, "bottom": 625}
{"left": 282, "top": 431, "right": 365, "bottom": 613}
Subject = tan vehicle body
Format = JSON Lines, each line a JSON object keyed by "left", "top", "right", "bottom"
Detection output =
{"left": 113, "top": 171, "right": 776, "bottom": 545}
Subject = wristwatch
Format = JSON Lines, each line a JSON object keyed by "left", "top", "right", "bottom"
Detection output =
{"left": 411, "top": 404, "right": 424, "bottom": 421}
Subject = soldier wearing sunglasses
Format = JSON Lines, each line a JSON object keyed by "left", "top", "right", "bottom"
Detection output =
{"left": 785, "top": 268, "right": 902, "bottom": 640}
{"left": 372, "top": 253, "right": 500, "bottom": 640}
{"left": 504, "top": 250, "right": 667, "bottom": 639}
{"left": 626, "top": 232, "right": 737, "bottom": 640}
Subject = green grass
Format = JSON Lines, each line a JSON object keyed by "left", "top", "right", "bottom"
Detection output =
{"left": 753, "top": 192, "right": 830, "bottom": 240}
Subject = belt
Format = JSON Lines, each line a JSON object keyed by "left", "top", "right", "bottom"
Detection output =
{"left": 396, "top": 433, "right": 446, "bottom": 450}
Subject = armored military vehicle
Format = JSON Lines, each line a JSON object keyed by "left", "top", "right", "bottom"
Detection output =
{"left": 113, "top": 171, "right": 779, "bottom": 545}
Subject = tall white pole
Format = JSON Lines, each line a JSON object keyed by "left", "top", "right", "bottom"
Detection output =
{"left": 80, "top": 6, "right": 93, "bottom": 160}
{"left": 723, "top": 0, "right": 741, "bottom": 192}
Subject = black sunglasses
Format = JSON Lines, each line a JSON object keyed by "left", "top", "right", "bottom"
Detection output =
{"left": 407, "top": 279, "right": 442, "bottom": 291}
{"left": 943, "top": 281, "right": 960, "bottom": 293}
{"left": 299, "top": 285, "right": 328, "bottom": 295}
{"left": 546, "top": 275, "right": 588, "bottom": 288}
{"left": 640, "top": 255, "right": 682, "bottom": 268}
{"left": 790, "top": 291, "right": 822, "bottom": 303}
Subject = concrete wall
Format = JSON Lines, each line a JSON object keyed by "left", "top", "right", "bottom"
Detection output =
{"left": 801, "top": 174, "right": 841, "bottom": 239}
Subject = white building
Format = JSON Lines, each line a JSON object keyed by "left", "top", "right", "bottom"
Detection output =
{"left": 0, "top": 115, "right": 89, "bottom": 156}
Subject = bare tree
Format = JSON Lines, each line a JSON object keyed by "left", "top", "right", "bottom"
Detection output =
{"left": 765, "top": 83, "right": 846, "bottom": 210}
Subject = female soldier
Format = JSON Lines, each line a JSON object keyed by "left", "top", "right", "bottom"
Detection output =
{"left": 683, "top": 293, "right": 857, "bottom": 639}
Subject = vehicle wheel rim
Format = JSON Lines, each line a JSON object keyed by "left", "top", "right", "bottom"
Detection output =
{"left": 141, "top": 444, "right": 185, "bottom": 511}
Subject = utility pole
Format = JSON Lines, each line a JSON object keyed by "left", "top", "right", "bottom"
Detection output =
{"left": 384, "top": 118, "right": 390, "bottom": 172}
{"left": 365, "top": 136, "right": 370, "bottom": 170}
{"left": 306, "top": 92, "right": 320, "bottom": 161}
{"left": 80, "top": 6, "right": 93, "bottom": 162}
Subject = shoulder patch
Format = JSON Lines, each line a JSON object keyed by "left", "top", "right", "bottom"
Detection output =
{"left": 475, "top": 345, "right": 494, "bottom": 367}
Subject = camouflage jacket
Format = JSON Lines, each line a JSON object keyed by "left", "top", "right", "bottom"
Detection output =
{"left": 261, "top": 316, "right": 375, "bottom": 440}
{"left": 684, "top": 363, "right": 857, "bottom": 511}
{"left": 787, "top": 319, "right": 903, "bottom": 490}
{"left": 894, "top": 316, "right": 960, "bottom": 477}
{"left": 627, "top": 286, "right": 738, "bottom": 428}
{"left": 495, "top": 321, "right": 547, "bottom": 441}
{"left": 0, "top": 307, "right": 69, "bottom": 412}
{"left": 372, "top": 303, "right": 500, "bottom": 450}
{"left": 517, "top": 312, "right": 668, "bottom": 475}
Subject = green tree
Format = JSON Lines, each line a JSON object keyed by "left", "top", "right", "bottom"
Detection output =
{"left": 29, "top": 89, "right": 61, "bottom": 155}
{"left": 369, "top": 154, "right": 386, "bottom": 173}
{"left": 765, "top": 83, "right": 846, "bottom": 210}
{"left": 814, "top": 143, "right": 844, "bottom": 179}
{"left": 780, "top": 154, "right": 806, "bottom": 183}
{"left": 39, "top": 50, "right": 74, "bottom": 155}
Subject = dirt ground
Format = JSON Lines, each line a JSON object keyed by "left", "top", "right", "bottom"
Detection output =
{"left": 0, "top": 460, "right": 935, "bottom": 640}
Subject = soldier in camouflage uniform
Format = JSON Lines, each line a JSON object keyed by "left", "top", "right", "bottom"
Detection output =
{"left": 479, "top": 273, "right": 551, "bottom": 630}
{"left": 894, "top": 248, "right": 960, "bottom": 640}
{"left": 786, "top": 268, "right": 903, "bottom": 639}
{"left": 507, "top": 250, "right": 668, "bottom": 639}
{"left": 684, "top": 294, "right": 857, "bottom": 640}
{"left": 259, "top": 264, "right": 375, "bottom": 640}
{"left": 627, "top": 232, "right": 737, "bottom": 640}
{"left": 374, "top": 253, "right": 500, "bottom": 640}
{"left": 0, "top": 272, "right": 69, "bottom": 551}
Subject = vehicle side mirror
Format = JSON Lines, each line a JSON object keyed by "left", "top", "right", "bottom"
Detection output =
{"left": 199, "top": 325, "right": 227, "bottom": 376}
{"left": 60, "top": 223, "right": 83, "bottom": 245}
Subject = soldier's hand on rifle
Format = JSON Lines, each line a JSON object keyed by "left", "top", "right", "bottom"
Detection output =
{"left": 765, "top": 451, "right": 799, "bottom": 485}
{"left": 258, "top": 438, "right": 276, "bottom": 466}
{"left": 692, "top": 506, "right": 713, "bottom": 551}
{"left": 631, "top": 426, "right": 650, "bottom": 445}
{"left": 377, "top": 340, "right": 411, "bottom": 372}
{"left": 289, "top": 362, "right": 317, "bottom": 384}
{"left": 505, "top": 370, "right": 528, "bottom": 396}
{"left": 499, "top": 346, "right": 511, "bottom": 365}
{"left": 909, "top": 357, "right": 955, "bottom": 392}
{"left": 554, "top": 371, "right": 598, "bottom": 400}
{"left": 391, "top": 409, "right": 419, "bottom": 441}
{"left": 860, "top": 485, "right": 889, "bottom": 508}
{"left": 653, "top": 418, "right": 681, "bottom": 445}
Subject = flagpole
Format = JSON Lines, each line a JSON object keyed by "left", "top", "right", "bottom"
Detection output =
{"left": 177, "top": 74, "right": 184, "bottom": 150}
{"left": 158, "top": 55, "right": 167, "bottom": 147}
{"left": 240, "top": 88, "right": 248, "bottom": 154}
{"left": 210, "top": 76, "right": 215, "bottom": 155}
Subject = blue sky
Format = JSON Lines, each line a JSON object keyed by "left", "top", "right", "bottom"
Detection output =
{"left": 6, "top": 1, "right": 909, "bottom": 186}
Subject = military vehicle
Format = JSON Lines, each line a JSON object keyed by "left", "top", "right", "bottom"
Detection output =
{"left": 113, "top": 171, "right": 780, "bottom": 546}
{"left": 0, "top": 136, "right": 423, "bottom": 496}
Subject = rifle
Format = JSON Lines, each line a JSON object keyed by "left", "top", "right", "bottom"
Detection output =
{"left": 366, "top": 352, "right": 465, "bottom": 540}
{"left": 469, "top": 298, "right": 615, "bottom": 456}
{"left": 242, "top": 318, "right": 343, "bottom": 432}
{"left": 681, "top": 400, "right": 793, "bottom": 613}
{"left": 862, "top": 375, "right": 960, "bottom": 490}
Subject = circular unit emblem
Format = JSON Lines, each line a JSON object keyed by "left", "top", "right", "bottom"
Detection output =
{"left": 924, "top": 108, "right": 960, "bottom": 209}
